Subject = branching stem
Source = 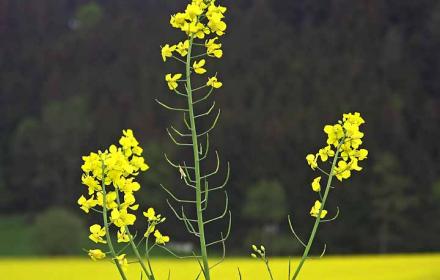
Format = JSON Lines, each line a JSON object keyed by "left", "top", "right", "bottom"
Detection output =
{"left": 291, "top": 141, "right": 343, "bottom": 280}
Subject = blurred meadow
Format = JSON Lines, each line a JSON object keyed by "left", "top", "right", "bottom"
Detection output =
{"left": 1, "top": 0, "right": 440, "bottom": 279}
{"left": 0, "top": 255, "right": 440, "bottom": 280}
{"left": 2, "top": 255, "right": 440, "bottom": 280}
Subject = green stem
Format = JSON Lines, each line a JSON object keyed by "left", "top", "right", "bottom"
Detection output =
{"left": 128, "top": 227, "right": 153, "bottom": 279}
{"left": 186, "top": 36, "right": 211, "bottom": 280}
{"left": 100, "top": 161, "right": 128, "bottom": 280}
{"left": 145, "top": 234, "right": 156, "bottom": 279}
{"left": 263, "top": 259, "right": 274, "bottom": 280}
{"left": 114, "top": 189, "right": 153, "bottom": 279}
{"left": 291, "top": 143, "right": 342, "bottom": 280}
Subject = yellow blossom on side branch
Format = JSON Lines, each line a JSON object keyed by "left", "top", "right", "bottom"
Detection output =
{"left": 89, "top": 224, "right": 106, "bottom": 244}
{"left": 310, "top": 200, "right": 327, "bottom": 219}
{"left": 207, "top": 76, "right": 222, "bottom": 88}
{"left": 161, "top": 44, "right": 176, "bottom": 62}
{"left": 154, "top": 230, "right": 170, "bottom": 245}
{"left": 193, "top": 59, "right": 207, "bottom": 74}
{"left": 165, "top": 73, "right": 183, "bottom": 90}
{"left": 311, "top": 176, "right": 321, "bottom": 192}
{"left": 88, "top": 249, "right": 106, "bottom": 261}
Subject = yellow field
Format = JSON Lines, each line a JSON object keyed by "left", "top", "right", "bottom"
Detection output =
{"left": 1, "top": 254, "right": 439, "bottom": 280}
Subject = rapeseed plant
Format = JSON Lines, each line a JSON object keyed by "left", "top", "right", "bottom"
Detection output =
{"left": 251, "top": 112, "right": 368, "bottom": 280}
{"left": 157, "top": 0, "right": 230, "bottom": 279}
{"left": 78, "top": 130, "right": 169, "bottom": 280}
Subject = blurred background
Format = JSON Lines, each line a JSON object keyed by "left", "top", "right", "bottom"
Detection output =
{"left": 0, "top": 0, "right": 439, "bottom": 257}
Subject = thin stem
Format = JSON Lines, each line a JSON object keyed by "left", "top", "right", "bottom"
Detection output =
{"left": 100, "top": 160, "right": 128, "bottom": 280}
{"left": 145, "top": 232, "right": 156, "bottom": 279}
{"left": 263, "top": 259, "right": 274, "bottom": 280}
{"left": 172, "top": 55, "right": 187, "bottom": 64}
{"left": 128, "top": 228, "right": 154, "bottom": 279}
{"left": 192, "top": 53, "right": 207, "bottom": 59}
{"left": 186, "top": 35, "right": 211, "bottom": 280}
{"left": 291, "top": 141, "right": 343, "bottom": 280}
{"left": 114, "top": 191, "right": 153, "bottom": 279}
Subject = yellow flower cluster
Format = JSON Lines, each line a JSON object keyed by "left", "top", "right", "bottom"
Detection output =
{"left": 143, "top": 208, "right": 170, "bottom": 245}
{"left": 306, "top": 112, "right": 368, "bottom": 218}
{"left": 162, "top": 0, "right": 227, "bottom": 92}
{"left": 78, "top": 130, "right": 148, "bottom": 229}
{"left": 78, "top": 130, "right": 151, "bottom": 261}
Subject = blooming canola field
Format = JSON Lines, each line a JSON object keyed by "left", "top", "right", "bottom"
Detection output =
{"left": 1, "top": 254, "right": 439, "bottom": 280}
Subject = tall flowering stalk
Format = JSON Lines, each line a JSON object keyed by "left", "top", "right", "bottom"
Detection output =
{"left": 291, "top": 112, "right": 368, "bottom": 279}
{"left": 158, "top": 1, "right": 230, "bottom": 279}
{"left": 78, "top": 130, "right": 169, "bottom": 280}
{"left": 250, "top": 112, "right": 368, "bottom": 280}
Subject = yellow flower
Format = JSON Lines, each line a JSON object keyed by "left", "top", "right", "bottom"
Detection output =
{"left": 349, "top": 158, "right": 362, "bottom": 171}
{"left": 324, "top": 124, "right": 344, "bottom": 147}
{"left": 206, "top": 3, "right": 227, "bottom": 18}
{"left": 170, "top": 13, "right": 187, "bottom": 29}
{"left": 334, "top": 160, "right": 351, "bottom": 181}
{"left": 205, "top": 37, "right": 223, "bottom": 58}
{"left": 310, "top": 200, "right": 327, "bottom": 218}
{"left": 81, "top": 152, "right": 102, "bottom": 179}
{"left": 88, "top": 249, "right": 106, "bottom": 261}
{"left": 130, "top": 156, "right": 149, "bottom": 171}
{"left": 117, "top": 228, "right": 130, "bottom": 243}
{"left": 357, "top": 149, "right": 368, "bottom": 161}
{"left": 165, "top": 73, "right": 182, "bottom": 90}
{"left": 192, "top": 0, "right": 208, "bottom": 10}
{"left": 185, "top": 3, "right": 203, "bottom": 20}
{"left": 143, "top": 207, "right": 159, "bottom": 222}
{"left": 89, "top": 224, "right": 106, "bottom": 244}
{"left": 115, "top": 254, "right": 128, "bottom": 272}
{"left": 121, "top": 192, "right": 139, "bottom": 210}
{"left": 207, "top": 76, "right": 222, "bottom": 88}
{"left": 318, "top": 146, "right": 335, "bottom": 162}
{"left": 311, "top": 176, "right": 321, "bottom": 192}
{"left": 306, "top": 154, "right": 318, "bottom": 170}
{"left": 77, "top": 195, "right": 98, "bottom": 213}
{"left": 161, "top": 44, "right": 176, "bottom": 62}
{"left": 207, "top": 11, "right": 226, "bottom": 36}
{"left": 343, "top": 112, "right": 365, "bottom": 126}
{"left": 183, "top": 21, "right": 208, "bottom": 39}
{"left": 154, "top": 230, "right": 170, "bottom": 245}
{"left": 132, "top": 145, "right": 143, "bottom": 156}
{"left": 193, "top": 59, "right": 207, "bottom": 74}
{"left": 96, "top": 191, "right": 118, "bottom": 210}
{"left": 119, "top": 129, "right": 139, "bottom": 149}
{"left": 111, "top": 208, "right": 136, "bottom": 228}
{"left": 176, "top": 40, "right": 190, "bottom": 57}
{"left": 115, "top": 177, "right": 140, "bottom": 194}
{"left": 81, "top": 175, "right": 101, "bottom": 195}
